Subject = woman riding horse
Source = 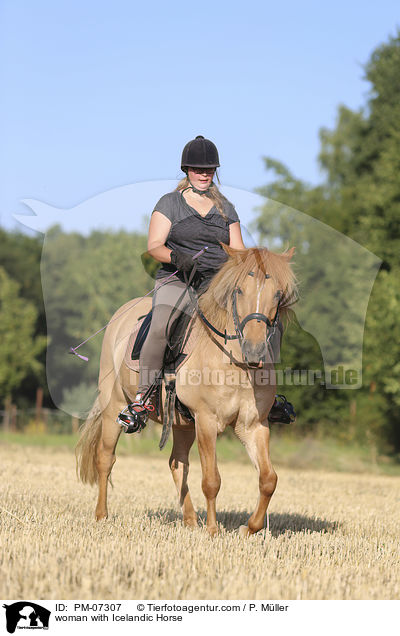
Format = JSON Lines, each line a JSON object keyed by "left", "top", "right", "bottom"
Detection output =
{"left": 117, "top": 135, "right": 294, "bottom": 431}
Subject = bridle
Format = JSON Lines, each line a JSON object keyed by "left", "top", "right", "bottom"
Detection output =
{"left": 188, "top": 271, "right": 281, "bottom": 361}
{"left": 232, "top": 281, "right": 280, "bottom": 348}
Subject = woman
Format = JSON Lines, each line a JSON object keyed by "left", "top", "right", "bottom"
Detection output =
{"left": 118, "top": 135, "right": 294, "bottom": 431}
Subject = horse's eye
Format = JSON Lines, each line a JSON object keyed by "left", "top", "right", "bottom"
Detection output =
{"left": 248, "top": 271, "right": 271, "bottom": 278}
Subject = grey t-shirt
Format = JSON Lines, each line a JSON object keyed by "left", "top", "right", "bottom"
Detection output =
{"left": 153, "top": 190, "right": 240, "bottom": 278}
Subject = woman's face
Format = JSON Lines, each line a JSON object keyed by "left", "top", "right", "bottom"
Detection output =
{"left": 187, "top": 167, "right": 215, "bottom": 191}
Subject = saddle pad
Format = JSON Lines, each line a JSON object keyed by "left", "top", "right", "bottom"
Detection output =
{"left": 123, "top": 315, "right": 199, "bottom": 373}
{"left": 124, "top": 316, "right": 146, "bottom": 372}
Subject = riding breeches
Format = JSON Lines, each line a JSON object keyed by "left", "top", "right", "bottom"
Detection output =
{"left": 138, "top": 276, "right": 192, "bottom": 392}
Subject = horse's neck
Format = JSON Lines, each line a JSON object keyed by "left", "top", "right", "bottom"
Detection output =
{"left": 193, "top": 316, "right": 244, "bottom": 366}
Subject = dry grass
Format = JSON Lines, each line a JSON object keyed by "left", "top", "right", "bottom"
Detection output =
{"left": 0, "top": 444, "right": 399, "bottom": 600}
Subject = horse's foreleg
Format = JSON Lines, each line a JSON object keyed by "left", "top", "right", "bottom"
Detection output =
{"left": 196, "top": 412, "right": 220, "bottom": 537}
{"left": 95, "top": 411, "right": 121, "bottom": 521}
{"left": 239, "top": 424, "right": 277, "bottom": 537}
{"left": 169, "top": 423, "right": 197, "bottom": 528}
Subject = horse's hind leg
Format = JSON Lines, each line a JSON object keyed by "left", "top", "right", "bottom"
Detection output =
{"left": 237, "top": 423, "right": 277, "bottom": 537}
{"left": 169, "top": 421, "right": 197, "bottom": 528}
{"left": 95, "top": 405, "right": 122, "bottom": 521}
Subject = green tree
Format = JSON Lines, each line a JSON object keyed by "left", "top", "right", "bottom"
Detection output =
{"left": 0, "top": 268, "right": 47, "bottom": 404}
{"left": 0, "top": 229, "right": 44, "bottom": 314}
{"left": 0, "top": 229, "right": 47, "bottom": 405}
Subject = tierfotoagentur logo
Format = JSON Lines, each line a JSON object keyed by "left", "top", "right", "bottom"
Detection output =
{"left": 14, "top": 181, "right": 382, "bottom": 416}
{"left": 2, "top": 602, "right": 51, "bottom": 633}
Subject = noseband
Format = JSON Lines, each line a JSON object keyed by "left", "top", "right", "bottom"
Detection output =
{"left": 231, "top": 285, "right": 280, "bottom": 347}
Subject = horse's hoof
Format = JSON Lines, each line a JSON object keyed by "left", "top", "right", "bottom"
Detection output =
{"left": 238, "top": 524, "right": 250, "bottom": 537}
{"left": 95, "top": 511, "right": 108, "bottom": 521}
{"left": 183, "top": 516, "right": 198, "bottom": 529}
{"left": 206, "top": 525, "right": 218, "bottom": 537}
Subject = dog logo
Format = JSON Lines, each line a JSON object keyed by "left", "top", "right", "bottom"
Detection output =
{"left": 2, "top": 602, "right": 50, "bottom": 633}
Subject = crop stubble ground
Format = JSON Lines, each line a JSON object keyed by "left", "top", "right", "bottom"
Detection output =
{"left": 0, "top": 443, "right": 399, "bottom": 600}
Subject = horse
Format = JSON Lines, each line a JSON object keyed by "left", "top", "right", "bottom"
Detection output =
{"left": 76, "top": 245, "right": 296, "bottom": 536}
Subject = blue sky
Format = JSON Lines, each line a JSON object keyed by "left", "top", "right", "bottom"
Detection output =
{"left": 1, "top": 0, "right": 399, "bottom": 234}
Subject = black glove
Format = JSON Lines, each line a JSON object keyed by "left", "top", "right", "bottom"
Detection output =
{"left": 170, "top": 249, "right": 195, "bottom": 273}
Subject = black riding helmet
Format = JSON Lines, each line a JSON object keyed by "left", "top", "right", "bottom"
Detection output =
{"left": 181, "top": 135, "right": 220, "bottom": 172}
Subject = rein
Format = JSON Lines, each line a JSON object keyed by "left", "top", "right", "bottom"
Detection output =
{"left": 188, "top": 286, "right": 240, "bottom": 344}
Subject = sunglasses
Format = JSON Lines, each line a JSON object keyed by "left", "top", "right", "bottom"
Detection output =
{"left": 188, "top": 167, "right": 216, "bottom": 175}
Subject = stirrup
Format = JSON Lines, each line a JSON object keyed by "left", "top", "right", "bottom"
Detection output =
{"left": 117, "top": 396, "right": 155, "bottom": 434}
{"left": 268, "top": 394, "right": 296, "bottom": 424}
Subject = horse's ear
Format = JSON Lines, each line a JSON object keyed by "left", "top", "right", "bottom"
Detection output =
{"left": 220, "top": 243, "right": 246, "bottom": 260}
{"left": 284, "top": 247, "right": 295, "bottom": 261}
{"left": 220, "top": 243, "right": 231, "bottom": 255}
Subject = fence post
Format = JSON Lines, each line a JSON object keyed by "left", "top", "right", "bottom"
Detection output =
{"left": 3, "top": 397, "right": 11, "bottom": 432}
{"left": 43, "top": 408, "right": 49, "bottom": 430}
{"left": 36, "top": 388, "right": 43, "bottom": 425}
{"left": 10, "top": 404, "right": 17, "bottom": 432}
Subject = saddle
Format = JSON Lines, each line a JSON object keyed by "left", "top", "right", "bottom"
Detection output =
{"left": 130, "top": 300, "right": 196, "bottom": 447}
{"left": 131, "top": 311, "right": 152, "bottom": 361}
{"left": 130, "top": 301, "right": 194, "bottom": 372}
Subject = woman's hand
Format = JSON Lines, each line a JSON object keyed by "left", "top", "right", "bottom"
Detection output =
{"left": 170, "top": 249, "right": 195, "bottom": 272}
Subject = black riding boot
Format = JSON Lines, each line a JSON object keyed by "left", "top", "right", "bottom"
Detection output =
{"left": 268, "top": 395, "right": 296, "bottom": 424}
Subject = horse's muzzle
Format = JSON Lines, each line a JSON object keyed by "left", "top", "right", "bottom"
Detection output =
{"left": 241, "top": 339, "right": 269, "bottom": 366}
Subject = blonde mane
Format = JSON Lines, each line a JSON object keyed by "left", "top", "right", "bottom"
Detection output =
{"left": 198, "top": 246, "right": 297, "bottom": 334}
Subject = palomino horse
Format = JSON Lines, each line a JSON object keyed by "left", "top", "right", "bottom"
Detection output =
{"left": 76, "top": 245, "right": 296, "bottom": 536}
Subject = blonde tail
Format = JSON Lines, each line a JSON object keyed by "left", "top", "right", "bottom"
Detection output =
{"left": 75, "top": 396, "right": 102, "bottom": 485}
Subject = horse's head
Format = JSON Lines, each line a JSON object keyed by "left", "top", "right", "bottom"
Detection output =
{"left": 199, "top": 245, "right": 297, "bottom": 366}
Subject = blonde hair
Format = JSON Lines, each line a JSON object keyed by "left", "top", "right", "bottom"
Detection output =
{"left": 175, "top": 171, "right": 228, "bottom": 220}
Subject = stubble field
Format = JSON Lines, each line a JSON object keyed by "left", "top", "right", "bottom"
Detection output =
{"left": 0, "top": 443, "right": 399, "bottom": 600}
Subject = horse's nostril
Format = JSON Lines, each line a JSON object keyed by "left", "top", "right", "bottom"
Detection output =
{"left": 242, "top": 339, "right": 268, "bottom": 363}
